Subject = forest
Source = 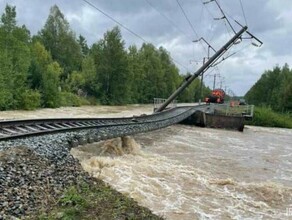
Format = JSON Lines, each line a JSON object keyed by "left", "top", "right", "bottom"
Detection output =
{"left": 245, "top": 64, "right": 292, "bottom": 113}
{"left": 0, "top": 4, "right": 211, "bottom": 110}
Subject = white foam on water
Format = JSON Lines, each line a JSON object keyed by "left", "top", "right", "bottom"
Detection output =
{"left": 73, "top": 152, "right": 291, "bottom": 219}
{"left": 71, "top": 125, "right": 292, "bottom": 220}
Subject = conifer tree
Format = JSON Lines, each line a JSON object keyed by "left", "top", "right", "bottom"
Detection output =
{"left": 39, "top": 5, "right": 82, "bottom": 78}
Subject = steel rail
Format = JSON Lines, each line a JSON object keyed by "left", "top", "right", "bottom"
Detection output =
{"left": 0, "top": 105, "right": 206, "bottom": 141}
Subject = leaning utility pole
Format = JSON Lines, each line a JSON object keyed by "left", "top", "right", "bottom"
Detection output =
{"left": 199, "top": 57, "right": 206, "bottom": 102}
{"left": 213, "top": 74, "right": 216, "bottom": 90}
{"left": 155, "top": 26, "right": 248, "bottom": 112}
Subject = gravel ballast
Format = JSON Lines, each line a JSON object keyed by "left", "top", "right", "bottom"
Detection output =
{"left": 0, "top": 129, "right": 94, "bottom": 219}
{"left": 0, "top": 129, "right": 163, "bottom": 219}
{"left": 0, "top": 146, "right": 91, "bottom": 219}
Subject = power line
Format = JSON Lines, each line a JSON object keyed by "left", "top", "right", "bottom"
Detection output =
{"left": 213, "top": 0, "right": 236, "bottom": 34}
{"left": 222, "top": 19, "right": 234, "bottom": 58}
{"left": 201, "top": 0, "right": 215, "bottom": 19}
{"left": 198, "top": 3, "right": 205, "bottom": 25}
{"left": 200, "top": 0, "right": 217, "bottom": 42}
{"left": 201, "top": 0, "right": 231, "bottom": 43}
{"left": 222, "top": 11, "right": 263, "bottom": 46}
{"left": 211, "top": 43, "right": 251, "bottom": 67}
{"left": 176, "top": 0, "right": 208, "bottom": 56}
{"left": 223, "top": 19, "right": 233, "bottom": 38}
{"left": 82, "top": 0, "right": 148, "bottom": 43}
{"left": 201, "top": 0, "right": 244, "bottom": 59}
{"left": 144, "top": 0, "right": 192, "bottom": 40}
{"left": 239, "top": 0, "right": 248, "bottom": 26}
{"left": 176, "top": 0, "right": 200, "bottom": 39}
{"left": 81, "top": 0, "right": 190, "bottom": 72}
{"left": 203, "top": 0, "right": 236, "bottom": 34}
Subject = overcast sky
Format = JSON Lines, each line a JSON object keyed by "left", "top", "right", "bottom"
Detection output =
{"left": 1, "top": 0, "right": 291, "bottom": 96}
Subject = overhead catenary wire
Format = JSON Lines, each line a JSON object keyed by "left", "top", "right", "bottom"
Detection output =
{"left": 211, "top": 43, "right": 251, "bottom": 67}
{"left": 201, "top": 0, "right": 236, "bottom": 45}
{"left": 223, "top": 15, "right": 233, "bottom": 37}
{"left": 200, "top": 0, "right": 259, "bottom": 64}
{"left": 203, "top": 66, "right": 222, "bottom": 89}
{"left": 198, "top": 3, "right": 205, "bottom": 25}
{"left": 200, "top": 0, "right": 218, "bottom": 42}
{"left": 222, "top": 11, "right": 263, "bottom": 46}
{"left": 145, "top": 0, "right": 219, "bottom": 73}
{"left": 199, "top": 0, "right": 261, "bottom": 92}
{"left": 222, "top": 19, "right": 234, "bottom": 58}
{"left": 81, "top": 0, "right": 190, "bottom": 72}
{"left": 210, "top": 0, "right": 237, "bottom": 34}
{"left": 176, "top": 0, "right": 200, "bottom": 39}
{"left": 82, "top": 0, "right": 147, "bottom": 43}
{"left": 201, "top": 0, "right": 215, "bottom": 19}
{"left": 239, "top": 0, "right": 248, "bottom": 26}
{"left": 176, "top": 0, "right": 208, "bottom": 54}
{"left": 144, "top": 0, "right": 192, "bottom": 41}
{"left": 145, "top": 0, "right": 212, "bottom": 73}
{"left": 209, "top": 4, "right": 255, "bottom": 44}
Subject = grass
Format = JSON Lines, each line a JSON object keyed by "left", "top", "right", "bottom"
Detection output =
{"left": 36, "top": 180, "right": 164, "bottom": 220}
{"left": 246, "top": 107, "right": 292, "bottom": 128}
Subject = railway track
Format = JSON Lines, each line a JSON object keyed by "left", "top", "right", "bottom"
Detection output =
{"left": 0, "top": 105, "right": 206, "bottom": 141}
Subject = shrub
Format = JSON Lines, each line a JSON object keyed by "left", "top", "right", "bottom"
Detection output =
{"left": 247, "top": 107, "right": 292, "bottom": 128}
{"left": 60, "top": 92, "right": 90, "bottom": 107}
{"left": 21, "top": 89, "right": 41, "bottom": 110}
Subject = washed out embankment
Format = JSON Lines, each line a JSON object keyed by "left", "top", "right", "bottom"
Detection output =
{"left": 0, "top": 137, "right": 162, "bottom": 219}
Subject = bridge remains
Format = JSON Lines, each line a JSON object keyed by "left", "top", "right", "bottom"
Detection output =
{"left": 181, "top": 103, "right": 254, "bottom": 131}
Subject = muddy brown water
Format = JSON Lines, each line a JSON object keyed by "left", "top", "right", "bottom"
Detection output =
{"left": 2, "top": 105, "right": 291, "bottom": 219}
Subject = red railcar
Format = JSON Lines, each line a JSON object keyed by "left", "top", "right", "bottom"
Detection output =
{"left": 205, "top": 89, "right": 225, "bottom": 104}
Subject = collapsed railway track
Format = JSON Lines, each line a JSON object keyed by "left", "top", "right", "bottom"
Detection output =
{"left": 0, "top": 106, "right": 209, "bottom": 219}
{"left": 0, "top": 105, "right": 206, "bottom": 142}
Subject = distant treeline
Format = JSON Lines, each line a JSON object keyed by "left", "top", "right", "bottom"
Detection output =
{"left": 245, "top": 64, "right": 292, "bottom": 113}
{"left": 0, "top": 4, "right": 210, "bottom": 110}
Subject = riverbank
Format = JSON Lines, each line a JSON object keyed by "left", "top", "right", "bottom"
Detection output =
{"left": 246, "top": 107, "right": 292, "bottom": 128}
{"left": 0, "top": 105, "right": 162, "bottom": 219}
{"left": 0, "top": 145, "right": 163, "bottom": 219}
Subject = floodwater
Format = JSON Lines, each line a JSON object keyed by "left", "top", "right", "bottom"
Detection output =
{"left": 72, "top": 125, "right": 292, "bottom": 220}
{"left": 0, "top": 105, "right": 153, "bottom": 120}
{"left": 1, "top": 105, "right": 291, "bottom": 219}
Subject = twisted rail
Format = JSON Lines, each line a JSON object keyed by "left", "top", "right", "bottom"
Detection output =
{"left": 0, "top": 105, "right": 206, "bottom": 141}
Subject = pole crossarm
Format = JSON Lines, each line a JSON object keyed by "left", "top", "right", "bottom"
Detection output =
{"left": 193, "top": 37, "right": 217, "bottom": 57}
{"left": 155, "top": 26, "right": 248, "bottom": 112}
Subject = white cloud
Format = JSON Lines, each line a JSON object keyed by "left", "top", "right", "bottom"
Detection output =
{"left": 0, "top": 0, "right": 291, "bottom": 95}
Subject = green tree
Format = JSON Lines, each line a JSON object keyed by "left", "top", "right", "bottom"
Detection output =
{"left": 277, "top": 64, "right": 292, "bottom": 111}
{"left": 92, "top": 26, "right": 130, "bottom": 104}
{"left": 178, "top": 74, "right": 201, "bottom": 102}
{"left": 29, "top": 41, "right": 52, "bottom": 89}
{"left": 158, "top": 47, "right": 181, "bottom": 98}
{"left": 1, "top": 4, "right": 16, "bottom": 33}
{"left": 66, "top": 56, "right": 99, "bottom": 98}
{"left": 78, "top": 35, "right": 89, "bottom": 57}
{"left": 39, "top": 5, "right": 82, "bottom": 78}
{"left": 0, "top": 5, "right": 31, "bottom": 109}
{"left": 127, "top": 45, "right": 144, "bottom": 103}
{"left": 42, "top": 61, "right": 62, "bottom": 107}
{"left": 245, "top": 64, "right": 292, "bottom": 112}
{"left": 82, "top": 56, "right": 99, "bottom": 96}
{"left": 29, "top": 41, "right": 62, "bottom": 108}
{"left": 138, "top": 43, "right": 164, "bottom": 103}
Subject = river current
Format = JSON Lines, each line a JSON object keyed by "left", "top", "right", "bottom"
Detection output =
{"left": 70, "top": 108, "right": 292, "bottom": 219}
{"left": 1, "top": 105, "right": 291, "bottom": 219}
